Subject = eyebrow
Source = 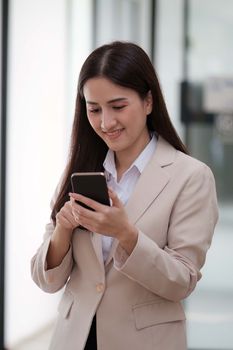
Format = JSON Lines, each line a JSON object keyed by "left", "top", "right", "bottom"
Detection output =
{"left": 86, "top": 97, "right": 128, "bottom": 105}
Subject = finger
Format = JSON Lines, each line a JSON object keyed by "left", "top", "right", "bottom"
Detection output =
{"left": 108, "top": 188, "right": 123, "bottom": 208}
{"left": 69, "top": 192, "right": 104, "bottom": 212}
{"left": 69, "top": 196, "right": 75, "bottom": 205}
{"left": 62, "top": 205, "right": 77, "bottom": 222}
{"left": 77, "top": 214, "right": 102, "bottom": 233}
{"left": 71, "top": 207, "right": 84, "bottom": 224}
{"left": 68, "top": 197, "right": 81, "bottom": 215}
{"left": 76, "top": 215, "right": 91, "bottom": 230}
{"left": 69, "top": 196, "right": 78, "bottom": 210}
{"left": 57, "top": 215, "right": 75, "bottom": 229}
{"left": 70, "top": 209, "right": 80, "bottom": 223}
{"left": 60, "top": 205, "right": 80, "bottom": 226}
{"left": 73, "top": 204, "right": 101, "bottom": 226}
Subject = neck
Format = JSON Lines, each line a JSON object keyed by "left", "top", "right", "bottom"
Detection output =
{"left": 115, "top": 131, "right": 151, "bottom": 179}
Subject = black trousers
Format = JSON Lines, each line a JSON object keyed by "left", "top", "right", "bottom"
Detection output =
{"left": 84, "top": 315, "right": 97, "bottom": 350}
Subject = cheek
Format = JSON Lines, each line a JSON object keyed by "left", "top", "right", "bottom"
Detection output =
{"left": 130, "top": 107, "right": 148, "bottom": 128}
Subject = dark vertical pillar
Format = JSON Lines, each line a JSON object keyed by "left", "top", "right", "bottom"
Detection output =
{"left": 150, "top": 0, "right": 157, "bottom": 63}
{"left": 0, "top": 0, "right": 8, "bottom": 349}
{"left": 92, "top": 0, "right": 97, "bottom": 49}
{"left": 183, "top": 0, "right": 189, "bottom": 80}
{"left": 182, "top": 0, "right": 190, "bottom": 147}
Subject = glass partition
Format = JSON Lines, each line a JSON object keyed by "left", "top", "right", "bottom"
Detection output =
{"left": 184, "top": 1, "right": 233, "bottom": 349}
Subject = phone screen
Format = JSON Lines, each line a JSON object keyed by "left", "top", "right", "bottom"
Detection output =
{"left": 71, "top": 172, "right": 110, "bottom": 210}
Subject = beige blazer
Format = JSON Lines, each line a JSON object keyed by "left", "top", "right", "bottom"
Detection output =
{"left": 31, "top": 136, "right": 218, "bottom": 350}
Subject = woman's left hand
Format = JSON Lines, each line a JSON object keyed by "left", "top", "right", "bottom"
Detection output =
{"left": 69, "top": 188, "right": 138, "bottom": 246}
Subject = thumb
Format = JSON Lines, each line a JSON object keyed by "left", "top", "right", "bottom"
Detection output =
{"left": 108, "top": 188, "right": 123, "bottom": 208}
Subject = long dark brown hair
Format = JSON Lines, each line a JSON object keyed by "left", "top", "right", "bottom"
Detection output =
{"left": 51, "top": 41, "right": 188, "bottom": 223}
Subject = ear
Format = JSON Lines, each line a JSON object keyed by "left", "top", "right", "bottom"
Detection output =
{"left": 144, "top": 90, "right": 153, "bottom": 115}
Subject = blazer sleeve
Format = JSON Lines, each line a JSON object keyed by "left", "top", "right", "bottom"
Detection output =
{"left": 31, "top": 181, "right": 73, "bottom": 294}
{"left": 114, "top": 163, "right": 218, "bottom": 302}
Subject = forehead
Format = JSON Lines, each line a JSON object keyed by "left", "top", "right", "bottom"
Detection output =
{"left": 83, "top": 77, "right": 136, "bottom": 102}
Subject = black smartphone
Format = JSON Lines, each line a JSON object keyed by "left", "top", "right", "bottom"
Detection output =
{"left": 71, "top": 172, "right": 110, "bottom": 210}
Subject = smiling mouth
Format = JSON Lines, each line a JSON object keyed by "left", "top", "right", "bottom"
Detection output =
{"left": 104, "top": 128, "right": 124, "bottom": 138}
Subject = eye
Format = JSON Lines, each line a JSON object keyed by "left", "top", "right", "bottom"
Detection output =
{"left": 112, "top": 105, "right": 126, "bottom": 110}
{"left": 88, "top": 108, "right": 100, "bottom": 114}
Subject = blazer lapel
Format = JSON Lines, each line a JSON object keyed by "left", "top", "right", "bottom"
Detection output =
{"left": 90, "top": 232, "right": 105, "bottom": 272}
{"left": 125, "top": 159, "right": 170, "bottom": 224}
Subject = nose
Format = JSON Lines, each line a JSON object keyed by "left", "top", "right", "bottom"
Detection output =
{"left": 101, "top": 110, "right": 117, "bottom": 131}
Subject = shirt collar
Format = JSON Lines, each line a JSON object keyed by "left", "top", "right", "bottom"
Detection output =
{"left": 103, "top": 148, "right": 117, "bottom": 180}
{"left": 103, "top": 133, "right": 157, "bottom": 179}
{"left": 134, "top": 133, "right": 157, "bottom": 173}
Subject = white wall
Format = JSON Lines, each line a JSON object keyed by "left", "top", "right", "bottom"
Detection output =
{"left": 5, "top": 0, "right": 69, "bottom": 346}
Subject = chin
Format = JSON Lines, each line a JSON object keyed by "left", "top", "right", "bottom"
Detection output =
{"left": 109, "top": 145, "right": 129, "bottom": 153}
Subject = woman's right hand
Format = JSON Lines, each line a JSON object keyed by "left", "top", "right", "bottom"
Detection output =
{"left": 56, "top": 199, "right": 80, "bottom": 231}
{"left": 46, "top": 199, "right": 80, "bottom": 270}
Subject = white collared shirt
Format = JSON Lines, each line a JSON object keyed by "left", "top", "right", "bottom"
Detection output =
{"left": 102, "top": 134, "right": 157, "bottom": 262}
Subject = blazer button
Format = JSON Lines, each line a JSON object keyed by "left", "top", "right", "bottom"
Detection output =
{"left": 96, "top": 283, "right": 104, "bottom": 293}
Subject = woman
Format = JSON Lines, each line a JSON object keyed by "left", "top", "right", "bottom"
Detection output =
{"left": 31, "top": 41, "right": 218, "bottom": 350}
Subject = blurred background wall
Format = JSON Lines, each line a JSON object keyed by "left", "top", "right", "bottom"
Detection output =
{"left": 0, "top": 0, "right": 233, "bottom": 349}
{"left": 3, "top": 0, "right": 94, "bottom": 347}
{"left": 5, "top": 0, "right": 69, "bottom": 345}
